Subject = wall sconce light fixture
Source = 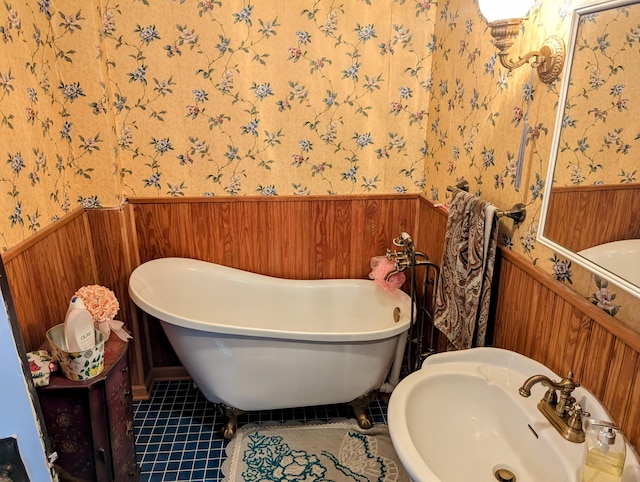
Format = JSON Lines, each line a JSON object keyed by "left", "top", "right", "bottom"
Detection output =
{"left": 478, "top": 0, "right": 565, "bottom": 84}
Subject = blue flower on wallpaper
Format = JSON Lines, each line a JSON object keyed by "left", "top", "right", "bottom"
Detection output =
{"left": 439, "top": 80, "right": 448, "bottom": 97}
{"left": 596, "top": 34, "right": 610, "bottom": 53}
{"left": 356, "top": 24, "right": 376, "bottom": 42}
{"left": 610, "top": 83, "right": 625, "bottom": 96}
{"left": 550, "top": 254, "right": 573, "bottom": 284}
{"left": 137, "top": 24, "right": 160, "bottom": 44}
{"left": 114, "top": 94, "right": 127, "bottom": 112}
{"left": 341, "top": 166, "right": 358, "bottom": 182}
{"left": 342, "top": 63, "right": 359, "bottom": 81}
{"left": 242, "top": 119, "right": 259, "bottom": 136}
{"left": 484, "top": 55, "right": 496, "bottom": 76}
{"left": 522, "top": 83, "right": 534, "bottom": 102}
{"left": 58, "top": 81, "right": 85, "bottom": 103}
{"left": 144, "top": 172, "right": 161, "bottom": 189}
{"left": 128, "top": 65, "right": 148, "bottom": 84}
{"left": 225, "top": 146, "right": 239, "bottom": 160}
{"left": 38, "top": 0, "right": 51, "bottom": 19}
{"left": 152, "top": 137, "right": 173, "bottom": 155}
{"left": 216, "top": 36, "right": 231, "bottom": 53}
{"left": 296, "top": 31, "right": 311, "bottom": 44}
{"left": 529, "top": 173, "right": 544, "bottom": 200}
{"left": 252, "top": 82, "right": 273, "bottom": 100}
{"left": 354, "top": 132, "right": 372, "bottom": 149}
{"left": 9, "top": 202, "right": 23, "bottom": 226}
{"left": 299, "top": 139, "right": 312, "bottom": 152}
{"left": 502, "top": 234, "right": 514, "bottom": 249}
{"left": 258, "top": 185, "right": 277, "bottom": 196}
{"left": 482, "top": 148, "right": 495, "bottom": 169}
{"left": 7, "top": 153, "right": 25, "bottom": 175}
{"left": 323, "top": 91, "right": 337, "bottom": 107}
{"left": 398, "top": 86, "right": 412, "bottom": 99}
{"left": 562, "top": 114, "right": 577, "bottom": 128}
{"left": 60, "top": 121, "right": 72, "bottom": 141}
{"left": 233, "top": 5, "right": 253, "bottom": 26}
{"left": 193, "top": 89, "right": 207, "bottom": 102}
{"left": 78, "top": 195, "right": 101, "bottom": 209}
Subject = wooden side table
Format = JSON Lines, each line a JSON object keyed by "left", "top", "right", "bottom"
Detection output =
{"left": 37, "top": 337, "right": 139, "bottom": 481}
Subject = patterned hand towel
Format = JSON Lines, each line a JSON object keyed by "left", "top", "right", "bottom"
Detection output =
{"left": 433, "top": 188, "right": 499, "bottom": 350}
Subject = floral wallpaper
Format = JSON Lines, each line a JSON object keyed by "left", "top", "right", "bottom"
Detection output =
{"left": 1, "top": 0, "right": 437, "bottom": 244}
{"left": 554, "top": 4, "right": 639, "bottom": 186}
{"left": 1, "top": 0, "right": 638, "bottom": 333}
{"left": 423, "top": 0, "right": 639, "bottom": 332}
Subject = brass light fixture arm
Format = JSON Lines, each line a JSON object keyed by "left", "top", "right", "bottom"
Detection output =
{"left": 488, "top": 19, "right": 566, "bottom": 84}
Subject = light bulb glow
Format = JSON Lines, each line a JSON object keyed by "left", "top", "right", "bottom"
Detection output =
{"left": 478, "top": 0, "right": 536, "bottom": 23}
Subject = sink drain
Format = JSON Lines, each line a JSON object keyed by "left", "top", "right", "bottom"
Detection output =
{"left": 494, "top": 468, "right": 516, "bottom": 482}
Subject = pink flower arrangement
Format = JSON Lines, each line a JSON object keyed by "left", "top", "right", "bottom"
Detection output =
{"left": 74, "top": 285, "right": 119, "bottom": 323}
{"left": 73, "top": 285, "right": 131, "bottom": 342}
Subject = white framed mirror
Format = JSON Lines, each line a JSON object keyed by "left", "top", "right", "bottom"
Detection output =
{"left": 538, "top": 0, "right": 640, "bottom": 298}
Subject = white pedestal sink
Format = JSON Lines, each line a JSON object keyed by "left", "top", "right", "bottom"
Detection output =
{"left": 388, "top": 347, "right": 640, "bottom": 482}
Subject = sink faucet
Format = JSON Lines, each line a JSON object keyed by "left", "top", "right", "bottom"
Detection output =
{"left": 519, "top": 371, "right": 589, "bottom": 443}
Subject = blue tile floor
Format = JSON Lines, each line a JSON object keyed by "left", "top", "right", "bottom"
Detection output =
{"left": 133, "top": 380, "right": 390, "bottom": 481}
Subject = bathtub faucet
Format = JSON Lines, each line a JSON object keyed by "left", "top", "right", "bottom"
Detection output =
{"left": 519, "top": 371, "right": 589, "bottom": 442}
{"left": 385, "top": 232, "right": 430, "bottom": 281}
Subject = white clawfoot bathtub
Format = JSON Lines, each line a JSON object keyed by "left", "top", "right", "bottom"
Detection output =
{"left": 128, "top": 257, "right": 412, "bottom": 435}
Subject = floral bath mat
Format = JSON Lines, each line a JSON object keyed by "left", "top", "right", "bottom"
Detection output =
{"left": 221, "top": 419, "right": 409, "bottom": 481}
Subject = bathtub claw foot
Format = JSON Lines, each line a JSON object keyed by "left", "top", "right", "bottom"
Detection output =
{"left": 216, "top": 404, "right": 244, "bottom": 440}
{"left": 349, "top": 390, "right": 377, "bottom": 430}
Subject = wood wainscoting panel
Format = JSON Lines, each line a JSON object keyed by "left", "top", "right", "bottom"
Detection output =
{"left": 493, "top": 247, "right": 640, "bottom": 450}
{"left": 414, "top": 197, "right": 447, "bottom": 267}
{"left": 129, "top": 196, "right": 417, "bottom": 280}
{"left": 2, "top": 209, "right": 98, "bottom": 351}
{"left": 544, "top": 183, "right": 640, "bottom": 252}
{"left": 85, "top": 205, "right": 152, "bottom": 398}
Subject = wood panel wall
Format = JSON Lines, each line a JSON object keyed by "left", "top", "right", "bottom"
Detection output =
{"left": 544, "top": 183, "right": 640, "bottom": 252}
{"left": 2, "top": 209, "right": 98, "bottom": 350}
{"left": 129, "top": 195, "right": 417, "bottom": 279}
{"left": 3, "top": 195, "right": 639, "bottom": 450}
